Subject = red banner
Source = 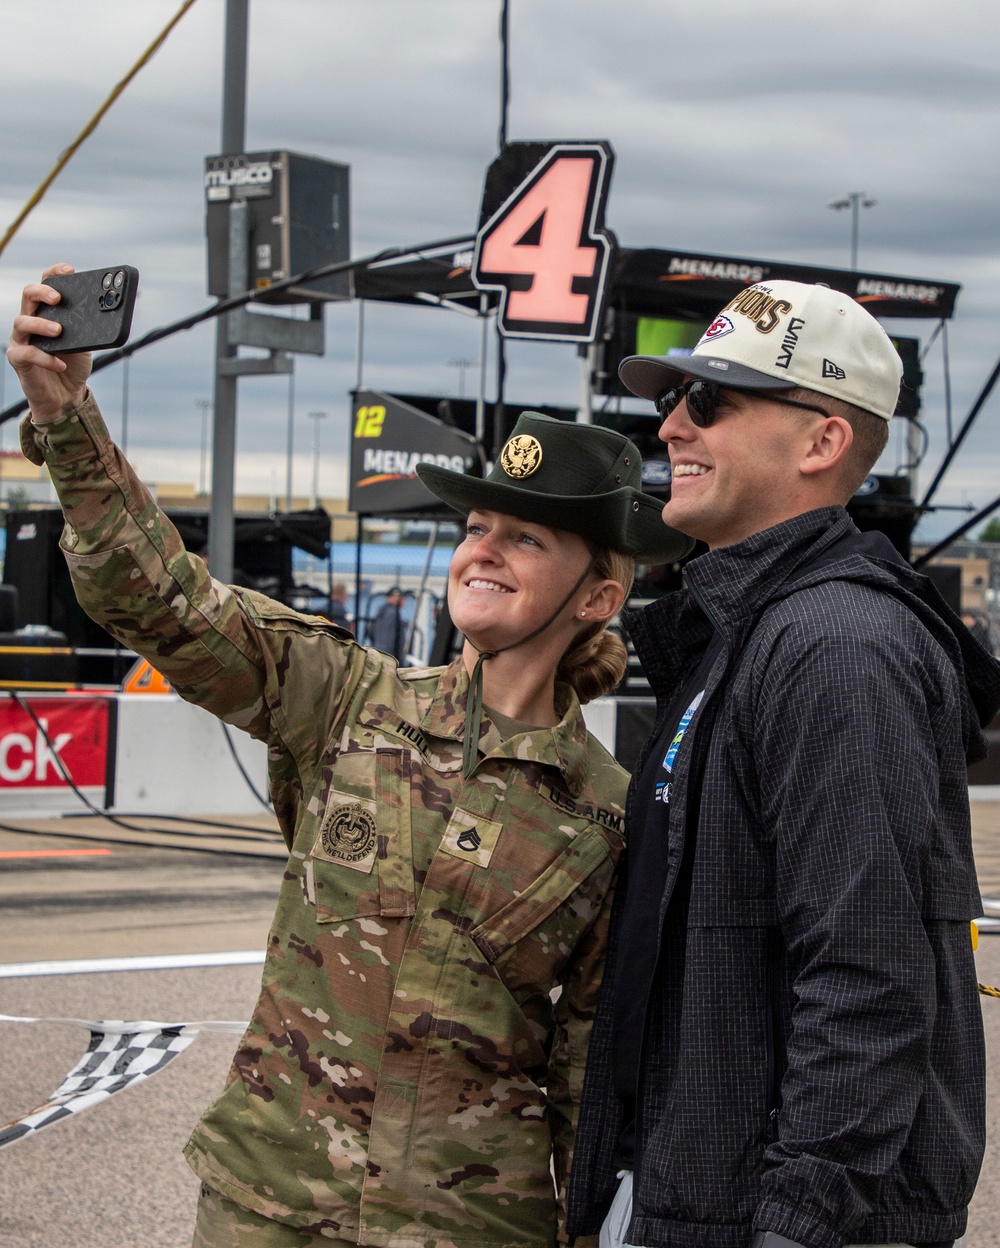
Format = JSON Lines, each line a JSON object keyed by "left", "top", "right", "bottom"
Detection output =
{"left": 0, "top": 697, "right": 110, "bottom": 791}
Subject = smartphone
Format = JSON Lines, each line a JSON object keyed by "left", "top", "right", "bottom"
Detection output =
{"left": 29, "top": 266, "right": 139, "bottom": 354}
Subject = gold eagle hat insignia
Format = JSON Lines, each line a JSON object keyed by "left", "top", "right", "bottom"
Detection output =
{"left": 500, "top": 434, "right": 543, "bottom": 479}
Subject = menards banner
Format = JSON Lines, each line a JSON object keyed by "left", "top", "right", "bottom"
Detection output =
{"left": 609, "top": 249, "right": 961, "bottom": 322}
{"left": 356, "top": 242, "right": 960, "bottom": 324}
{"left": 0, "top": 696, "right": 111, "bottom": 798}
{"left": 349, "top": 390, "right": 479, "bottom": 516}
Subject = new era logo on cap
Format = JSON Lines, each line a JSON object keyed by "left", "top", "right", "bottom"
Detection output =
{"left": 822, "top": 359, "right": 846, "bottom": 380}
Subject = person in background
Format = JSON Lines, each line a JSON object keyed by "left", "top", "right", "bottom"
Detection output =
{"left": 961, "top": 610, "right": 991, "bottom": 652}
{"left": 369, "top": 584, "right": 405, "bottom": 660}
{"left": 567, "top": 280, "right": 1000, "bottom": 1248}
{"left": 9, "top": 262, "right": 692, "bottom": 1248}
{"left": 326, "top": 581, "right": 352, "bottom": 632}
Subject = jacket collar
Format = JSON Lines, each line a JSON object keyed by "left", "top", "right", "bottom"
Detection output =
{"left": 628, "top": 505, "right": 1000, "bottom": 750}
{"left": 420, "top": 658, "right": 591, "bottom": 795}
{"left": 626, "top": 507, "right": 851, "bottom": 695}
{"left": 682, "top": 506, "right": 852, "bottom": 634}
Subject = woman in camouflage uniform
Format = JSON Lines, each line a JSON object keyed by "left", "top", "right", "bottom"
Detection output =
{"left": 9, "top": 266, "right": 690, "bottom": 1248}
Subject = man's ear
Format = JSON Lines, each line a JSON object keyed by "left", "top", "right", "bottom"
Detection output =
{"left": 800, "top": 415, "right": 853, "bottom": 477}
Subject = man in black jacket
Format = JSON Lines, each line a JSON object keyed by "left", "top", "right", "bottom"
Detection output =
{"left": 568, "top": 281, "right": 1000, "bottom": 1248}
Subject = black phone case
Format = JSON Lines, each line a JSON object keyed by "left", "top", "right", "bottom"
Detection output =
{"left": 29, "top": 266, "right": 139, "bottom": 354}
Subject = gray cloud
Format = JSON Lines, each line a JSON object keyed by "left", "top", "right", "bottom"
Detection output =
{"left": 2, "top": 0, "right": 1000, "bottom": 539}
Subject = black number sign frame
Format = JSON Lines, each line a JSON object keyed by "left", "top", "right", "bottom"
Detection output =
{"left": 472, "top": 141, "right": 616, "bottom": 343}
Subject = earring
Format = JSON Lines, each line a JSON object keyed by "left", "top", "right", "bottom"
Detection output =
{"left": 579, "top": 610, "right": 587, "bottom": 618}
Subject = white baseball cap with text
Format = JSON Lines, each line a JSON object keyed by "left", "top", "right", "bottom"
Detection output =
{"left": 620, "top": 280, "right": 903, "bottom": 422}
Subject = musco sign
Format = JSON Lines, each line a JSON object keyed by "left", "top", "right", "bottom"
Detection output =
{"left": 204, "top": 154, "right": 275, "bottom": 202}
{"left": 349, "top": 391, "right": 479, "bottom": 515}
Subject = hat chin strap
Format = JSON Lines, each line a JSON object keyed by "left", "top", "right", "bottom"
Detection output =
{"left": 462, "top": 555, "right": 597, "bottom": 779}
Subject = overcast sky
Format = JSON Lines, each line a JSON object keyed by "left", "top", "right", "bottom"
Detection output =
{"left": 1, "top": 0, "right": 999, "bottom": 540}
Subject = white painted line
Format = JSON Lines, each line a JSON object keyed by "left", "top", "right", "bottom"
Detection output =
{"left": 0, "top": 950, "right": 266, "bottom": 979}
{"left": 969, "top": 785, "right": 1000, "bottom": 801}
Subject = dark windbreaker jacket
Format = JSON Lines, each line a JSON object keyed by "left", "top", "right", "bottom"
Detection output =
{"left": 568, "top": 507, "right": 1000, "bottom": 1248}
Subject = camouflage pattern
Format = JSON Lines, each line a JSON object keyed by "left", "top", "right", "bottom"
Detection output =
{"left": 22, "top": 396, "right": 628, "bottom": 1248}
{"left": 194, "top": 1183, "right": 357, "bottom": 1246}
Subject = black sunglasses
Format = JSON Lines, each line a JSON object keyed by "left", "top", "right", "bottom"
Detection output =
{"left": 654, "top": 379, "right": 831, "bottom": 428}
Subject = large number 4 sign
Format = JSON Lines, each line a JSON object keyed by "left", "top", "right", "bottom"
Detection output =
{"left": 472, "top": 141, "right": 616, "bottom": 342}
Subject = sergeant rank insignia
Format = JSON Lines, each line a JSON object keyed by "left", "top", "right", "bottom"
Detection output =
{"left": 501, "top": 434, "right": 542, "bottom": 478}
{"left": 321, "top": 802, "right": 377, "bottom": 864}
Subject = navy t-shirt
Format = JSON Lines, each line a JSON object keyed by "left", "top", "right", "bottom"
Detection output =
{"left": 612, "top": 637, "right": 721, "bottom": 1165}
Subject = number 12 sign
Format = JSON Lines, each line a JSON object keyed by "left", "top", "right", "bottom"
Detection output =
{"left": 472, "top": 141, "right": 616, "bottom": 342}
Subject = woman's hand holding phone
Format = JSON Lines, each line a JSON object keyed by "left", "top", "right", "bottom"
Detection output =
{"left": 7, "top": 264, "right": 94, "bottom": 424}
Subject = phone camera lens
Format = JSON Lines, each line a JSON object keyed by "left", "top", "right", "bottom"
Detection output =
{"left": 101, "top": 272, "right": 113, "bottom": 291}
{"left": 113, "top": 270, "right": 125, "bottom": 290}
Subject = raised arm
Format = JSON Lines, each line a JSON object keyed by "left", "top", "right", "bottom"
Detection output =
{"left": 7, "top": 269, "right": 362, "bottom": 762}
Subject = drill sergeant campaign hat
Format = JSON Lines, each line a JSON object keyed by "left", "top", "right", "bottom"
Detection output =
{"left": 619, "top": 280, "right": 903, "bottom": 422}
{"left": 416, "top": 411, "right": 693, "bottom": 564}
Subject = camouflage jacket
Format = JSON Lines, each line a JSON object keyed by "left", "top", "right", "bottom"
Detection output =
{"left": 22, "top": 396, "right": 628, "bottom": 1248}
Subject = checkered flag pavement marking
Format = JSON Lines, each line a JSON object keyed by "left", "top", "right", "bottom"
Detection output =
{"left": 0, "top": 1014, "right": 248, "bottom": 1149}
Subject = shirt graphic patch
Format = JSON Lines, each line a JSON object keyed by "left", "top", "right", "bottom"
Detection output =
{"left": 320, "top": 802, "right": 378, "bottom": 871}
{"left": 654, "top": 690, "right": 705, "bottom": 805}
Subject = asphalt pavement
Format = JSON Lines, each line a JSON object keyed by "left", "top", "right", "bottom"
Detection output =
{"left": 0, "top": 817, "right": 285, "bottom": 964}
{"left": 1, "top": 810, "right": 1000, "bottom": 1246}
{"left": 0, "top": 964, "right": 262, "bottom": 1248}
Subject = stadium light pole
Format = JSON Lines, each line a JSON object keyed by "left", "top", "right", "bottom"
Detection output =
{"left": 829, "top": 192, "right": 876, "bottom": 270}
{"left": 196, "top": 398, "right": 212, "bottom": 496}
{"left": 448, "top": 358, "right": 476, "bottom": 400}
{"left": 309, "top": 409, "right": 327, "bottom": 508}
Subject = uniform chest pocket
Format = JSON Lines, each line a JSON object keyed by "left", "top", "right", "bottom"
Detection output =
{"left": 306, "top": 746, "right": 415, "bottom": 922}
{"left": 470, "top": 829, "right": 612, "bottom": 962}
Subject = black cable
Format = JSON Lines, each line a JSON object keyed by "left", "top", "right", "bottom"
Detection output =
{"left": 61, "top": 810, "right": 280, "bottom": 838}
{"left": 1, "top": 816, "right": 276, "bottom": 844}
{"left": 498, "top": 0, "right": 511, "bottom": 151}
{"left": 11, "top": 690, "right": 135, "bottom": 825}
{"left": 0, "top": 819, "right": 283, "bottom": 860}
{"left": 942, "top": 320, "right": 953, "bottom": 449}
{"left": 918, "top": 351, "right": 1000, "bottom": 515}
{"left": 492, "top": 329, "right": 507, "bottom": 460}
{"left": 0, "top": 232, "right": 476, "bottom": 427}
{"left": 919, "top": 319, "right": 943, "bottom": 363}
{"left": 912, "top": 493, "right": 1000, "bottom": 569}
{"left": 219, "top": 718, "right": 273, "bottom": 813}
{"left": 6, "top": 690, "right": 280, "bottom": 847}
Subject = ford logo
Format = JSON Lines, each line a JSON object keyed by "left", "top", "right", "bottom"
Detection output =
{"left": 642, "top": 461, "right": 673, "bottom": 485}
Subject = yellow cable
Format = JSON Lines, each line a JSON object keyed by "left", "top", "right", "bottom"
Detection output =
{"left": 0, "top": 0, "right": 200, "bottom": 259}
{"left": 981, "top": 983, "right": 1000, "bottom": 1000}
